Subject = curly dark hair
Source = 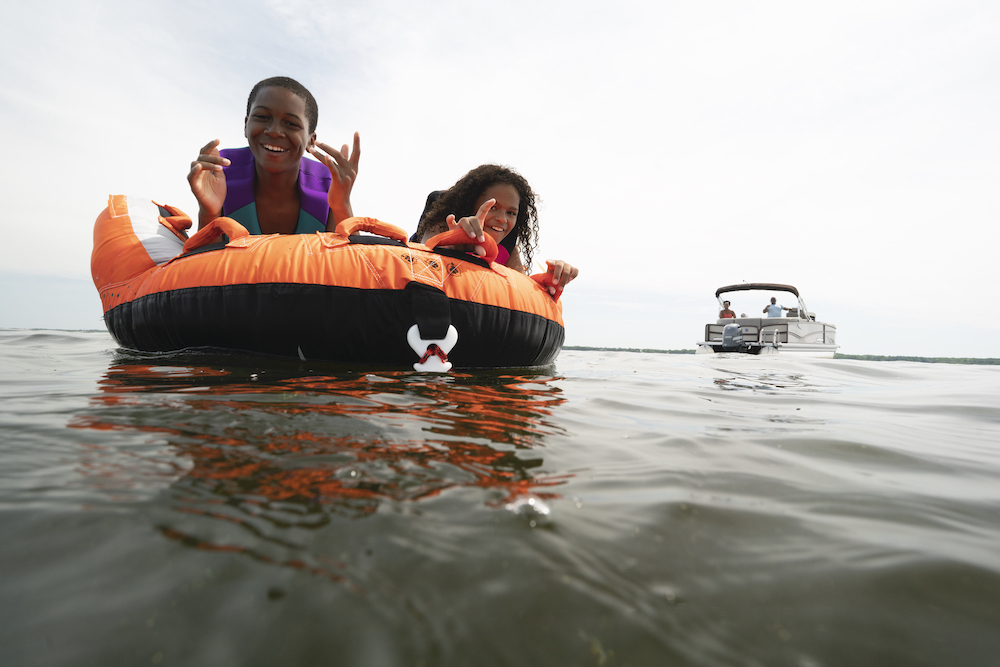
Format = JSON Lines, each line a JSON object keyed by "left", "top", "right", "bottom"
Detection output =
{"left": 246, "top": 76, "right": 319, "bottom": 134}
{"left": 415, "top": 164, "right": 540, "bottom": 269}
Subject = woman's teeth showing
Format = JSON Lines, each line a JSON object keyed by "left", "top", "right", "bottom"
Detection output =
{"left": 262, "top": 144, "right": 287, "bottom": 153}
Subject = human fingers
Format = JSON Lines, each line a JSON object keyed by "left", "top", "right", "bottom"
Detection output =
{"left": 187, "top": 161, "right": 223, "bottom": 187}
{"left": 546, "top": 260, "right": 579, "bottom": 286}
{"left": 308, "top": 147, "right": 350, "bottom": 186}
{"left": 559, "top": 263, "right": 580, "bottom": 285}
{"left": 191, "top": 156, "right": 229, "bottom": 172}
{"left": 193, "top": 140, "right": 230, "bottom": 171}
{"left": 198, "top": 139, "right": 221, "bottom": 156}
{"left": 446, "top": 214, "right": 485, "bottom": 246}
{"left": 187, "top": 162, "right": 224, "bottom": 214}
{"left": 547, "top": 260, "right": 564, "bottom": 284}
{"left": 313, "top": 140, "right": 355, "bottom": 166}
{"left": 349, "top": 132, "right": 361, "bottom": 171}
{"left": 310, "top": 141, "right": 340, "bottom": 160}
{"left": 311, "top": 142, "right": 357, "bottom": 179}
{"left": 539, "top": 279, "right": 562, "bottom": 296}
{"left": 475, "top": 198, "right": 495, "bottom": 223}
{"left": 445, "top": 214, "right": 479, "bottom": 239}
{"left": 456, "top": 215, "right": 485, "bottom": 242}
{"left": 197, "top": 139, "right": 229, "bottom": 165}
{"left": 187, "top": 161, "right": 203, "bottom": 185}
{"left": 467, "top": 198, "right": 495, "bottom": 242}
{"left": 436, "top": 222, "right": 485, "bottom": 256}
{"left": 309, "top": 142, "right": 338, "bottom": 164}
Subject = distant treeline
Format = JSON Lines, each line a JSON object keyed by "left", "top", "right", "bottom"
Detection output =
{"left": 833, "top": 354, "right": 1000, "bottom": 366}
{"left": 562, "top": 347, "right": 999, "bottom": 365}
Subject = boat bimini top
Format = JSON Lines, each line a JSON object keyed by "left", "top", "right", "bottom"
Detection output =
{"left": 715, "top": 283, "right": 799, "bottom": 298}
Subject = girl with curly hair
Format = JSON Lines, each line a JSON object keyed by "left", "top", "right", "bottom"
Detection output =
{"left": 413, "top": 164, "right": 578, "bottom": 295}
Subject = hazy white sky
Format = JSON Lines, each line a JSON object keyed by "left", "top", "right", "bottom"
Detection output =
{"left": 1, "top": 0, "right": 997, "bottom": 356}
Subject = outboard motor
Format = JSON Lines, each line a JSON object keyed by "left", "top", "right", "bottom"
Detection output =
{"left": 721, "top": 323, "right": 743, "bottom": 351}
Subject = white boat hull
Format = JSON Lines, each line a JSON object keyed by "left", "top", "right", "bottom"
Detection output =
{"left": 697, "top": 317, "right": 838, "bottom": 358}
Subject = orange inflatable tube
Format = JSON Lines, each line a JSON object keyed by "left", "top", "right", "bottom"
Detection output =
{"left": 91, "top": 195, "right": 564, "bottom": 370}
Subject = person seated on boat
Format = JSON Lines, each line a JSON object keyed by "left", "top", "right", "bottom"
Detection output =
{"left": 187, "top": 76, "right": 360, "bottom": 234}
{"left": 412, "top": 165, "right": 578, "bottom": 296}
{"left": 763, "top": 297, "right": 790, "bottom": 318}
{"left": 719, "top": 301, "right": 736, "bottom": 319}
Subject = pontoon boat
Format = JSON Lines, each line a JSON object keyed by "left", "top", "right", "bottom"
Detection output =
{"left": 696, "top": 283, "right": 838, "bottom": 357}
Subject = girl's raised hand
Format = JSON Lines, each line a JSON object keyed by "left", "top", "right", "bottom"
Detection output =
{"left": 445, "top": 197, "right": 493, "bottom": 257}
{"left": 188, "top": 139, "right": 230, "bottom": 226}
{"left": 309, "top": 132, "right": 360, "bottom": 227}
{"left": 538, "top": 260, "right": 579, "bottom": 296}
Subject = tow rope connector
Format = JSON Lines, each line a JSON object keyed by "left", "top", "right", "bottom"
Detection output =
{"left": 407, "top": 324, "right": 459, "bottom": 372}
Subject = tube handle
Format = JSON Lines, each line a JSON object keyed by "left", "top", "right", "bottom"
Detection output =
{"left": 335, "top": 216, "right": 409, "bottom": 242}
{"left": 424, "top": 229, "right": 499, "bottom": 265}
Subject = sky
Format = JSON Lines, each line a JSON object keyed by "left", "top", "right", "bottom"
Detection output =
{"left": 1, "top": 0, "right": 997, "bottom": 357}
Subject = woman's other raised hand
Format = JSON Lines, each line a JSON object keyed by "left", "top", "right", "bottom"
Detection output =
{"left": 309, "top": 132, "right": 360, "bottom": 228}
{"left": 538, "top": 259, "right": 579, "bottom": 297}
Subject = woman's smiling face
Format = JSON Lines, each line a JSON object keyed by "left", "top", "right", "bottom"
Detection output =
{"left": 244, "top": 86, "right": 316, "bottom": 174}
{"left": 474, "top": 183, "right": 520, "bottom": 243}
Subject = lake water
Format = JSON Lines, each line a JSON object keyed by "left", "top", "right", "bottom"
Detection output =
{"left": 1, "top": 329, "right": 998, "bottom": 666}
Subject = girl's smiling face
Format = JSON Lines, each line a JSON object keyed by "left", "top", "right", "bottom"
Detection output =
{"left": 244, "top": 86, "right": 316, "bottom": 174}
{"left": 474, "top": 184, "right": 520, "bottom": 243}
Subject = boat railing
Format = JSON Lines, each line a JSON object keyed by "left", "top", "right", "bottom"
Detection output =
{"left": 762, "top": 328, "right": 781, "bottom": 348}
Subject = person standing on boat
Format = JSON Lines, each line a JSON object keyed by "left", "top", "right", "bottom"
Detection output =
{"left": 720, "top": 301, "right": 736, "bottom": 318}
{"left": 763, "top": 297, "right": 789, "bottom": 317}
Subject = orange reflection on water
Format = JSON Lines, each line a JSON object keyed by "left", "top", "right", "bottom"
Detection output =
{"left": 73, "top": 362, "right": 572, "bottom": 518}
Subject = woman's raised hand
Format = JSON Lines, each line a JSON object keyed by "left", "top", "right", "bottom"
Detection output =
{"left": 309, "top": 132, "right": 360, "bottom": 227}
{"left": 188, "top": 139, "right": 230, "bottom": 228}
{"left": 445, "top": 198, "right": 494, "bottom": 257}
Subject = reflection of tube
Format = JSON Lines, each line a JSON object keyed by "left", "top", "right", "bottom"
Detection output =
{"left": 72, "top": 361, "right": 573, "bottom": 520}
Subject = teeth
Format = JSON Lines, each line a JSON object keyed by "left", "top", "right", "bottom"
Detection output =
{"left": 262, "top": 144, "right": 286, "bottom": 152}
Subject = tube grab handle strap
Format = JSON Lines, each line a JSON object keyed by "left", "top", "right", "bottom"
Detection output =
{"left": 181, "top": 217, "right": 250, "bottom": 254}
{"left": 425, "top": 229, "right": 499, "bottom": 265}
{"left": 335, "top": 216, "right": 409, "bottom": 242}
{"left": 530, "top": 273, "right": 563, "bottom": 302}
{"left": 155, "top": 202, "right": 193, "bottom": 242}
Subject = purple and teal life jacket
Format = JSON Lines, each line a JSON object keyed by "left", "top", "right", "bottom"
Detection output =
{"left": 220, "top": 147, "right": 332, "bottom": 234}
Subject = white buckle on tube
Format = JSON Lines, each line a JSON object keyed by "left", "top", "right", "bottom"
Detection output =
{"left": 407, "top": 324, "right": 458, "bottom": 372}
